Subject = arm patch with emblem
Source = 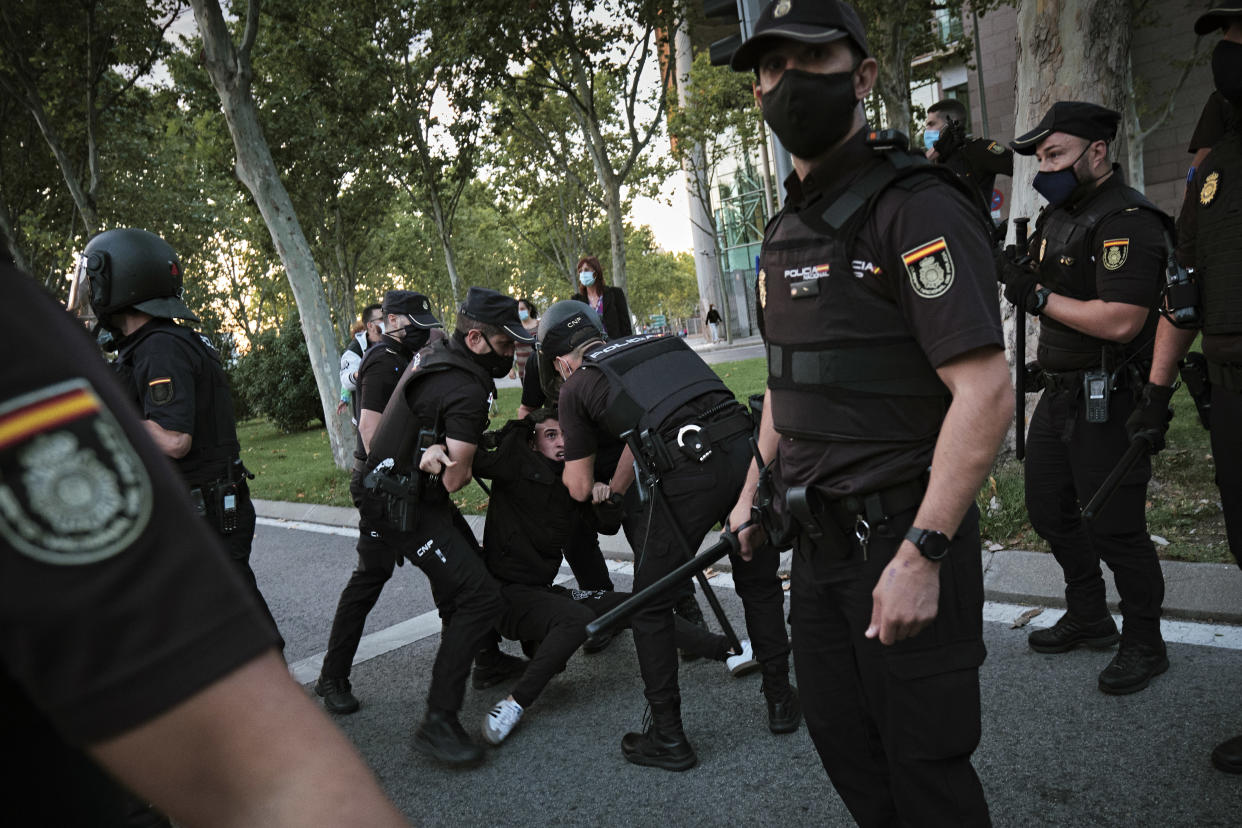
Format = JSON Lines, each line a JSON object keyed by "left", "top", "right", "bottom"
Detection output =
{"left": 148, "top": 377, "right": 174, "bottom": 406}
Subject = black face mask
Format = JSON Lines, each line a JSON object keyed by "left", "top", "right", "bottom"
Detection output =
{"left": 384, "top": 324, "right": 429, "bottom": 359}
{"left": 1213, "top": 40, "right": 1242, "bottom": 107}
{"left": 761, "top": 68, "right": 859, "bottom": 160}
{"left": 455, "top": 330, "right": 511, "bottom": 378}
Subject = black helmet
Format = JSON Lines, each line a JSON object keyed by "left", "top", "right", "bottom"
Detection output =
{"left": 536, "top": 300, "right": 605, "bottom": 402}
{"left": 68, "top": 228, "right": 198, "bottom": 327}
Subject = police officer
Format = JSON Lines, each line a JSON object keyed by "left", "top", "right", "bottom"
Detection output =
{"left": 362, "top": 286, "right": 531, "bottom": 766}
{"left": 315, "top": 290, "right": 442, "bottom": 714}
{"left": 4, "top": 260, "right": 407, "bottom": 827}
{"left": 1002, "top": 102, "right": 1171, "bottom": 694}
{"left": 923, "top": 97, "right": 1014, "bottom": 216}
{"left": 725, "top": 2, "right": 1012, "bottom": 824}
{"left": 67, "top": 228, "right": 281, "bottom": 647}
{"left": 539, "top": 299, "right": 797, "bottom": 772}
{"left": 1131, "top": 3, "right": 1242, "bottom": 774}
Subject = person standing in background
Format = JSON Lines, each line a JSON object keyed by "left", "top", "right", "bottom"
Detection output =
{"left": 572, "top": 255, "right": 632, "bottom": 338}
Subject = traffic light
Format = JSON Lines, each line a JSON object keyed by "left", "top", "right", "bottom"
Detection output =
{"left": 705, "top": 0, "right": 742, "bottom": 66}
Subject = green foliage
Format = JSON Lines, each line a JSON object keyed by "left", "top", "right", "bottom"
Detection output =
{"left": 624, "top": 228, "right": 700, "bottom": 321}
{"left": 234, "top": 314, "right": 323, "bottom": 433}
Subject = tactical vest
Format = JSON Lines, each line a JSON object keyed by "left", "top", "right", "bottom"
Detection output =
{"left": 118, "top": 322, "right": 239, "bottom": 483}
{"left": 1193, "top": 131, "right": 1242, "bottom": 336}
{"left": 582, "top": 334, "right": 727, "bottom": 438}
{"left": 760, "top": 150, "right": 983, "bottom": 443}
{"left": 1035, "top": 177, "right": 1172, "bottom": 370}
{"left": 365, "top": 337, "right": 495, "bottom": 475}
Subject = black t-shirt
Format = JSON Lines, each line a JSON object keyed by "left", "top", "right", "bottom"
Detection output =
{"left": 1, "top": 268, "right": 278, "bottom": 824}
{"left": 117, "top": 318, "right": 240, "bottom": 483}
{"left": 758, "top": 131, "right": 1004, "bottom": 495}
{"left": 354, "top": 342, "right": 410, "bottom": 461}
{"left": 409, "top": 368, "right": 493, "bottom": 445}
{"left": 706, "top": 308, "right": 722, "bottom": 324}
{"left": 1189, "top": 92, "right": 1234, "bottom": 153}
{"left": 1179, "top": 139, "right": 1242, "bottom": 363}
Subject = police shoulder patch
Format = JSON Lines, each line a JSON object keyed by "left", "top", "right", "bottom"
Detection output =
{"left": 148, "top": 376, "right": 174, "bottom": 405}
{"left": 901, "top": 237, "right": 955, "bottom": 299}
{"left": 1102, "top": 238, "right": 1129, "bottom": 271}
{"left": 987, "top": 141, "right": 1004, "bottom": 155}
{"left": 0, "top": 380, "right": 152, "bottom": 565}
{"left": 1201, "top": 171, "right": 1220, "bottom": 206}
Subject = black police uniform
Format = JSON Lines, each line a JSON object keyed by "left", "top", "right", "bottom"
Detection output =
{"left": 320, "top": 333, "right": 423, "bottom": 684}
{"left": 940, "top": 137, "right": 1013, "bottom": 212}
{"left": 557, "top": 336, "right": 784, "bottom": 712}
{"left": 116, "top": 316, "right": 282, "bottom": 645}
{"left": 1024, "top": 170, "right": 1170, "bottom": 649}
{"left": 1, "top": 268, "right": 279, "bottom": 827}
{"left": 1180, "top": 127, "right": 1242, "bottom": 566}
{"left": 471, "top": 419, "right": 732, "bottom": 710}
{"left": 755, "top": 128, "right": 1000, "bottom": 826}
{"left": 363, "top": 335, "right": 505, "bottom": 719}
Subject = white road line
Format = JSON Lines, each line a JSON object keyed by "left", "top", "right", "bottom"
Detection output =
{"left": 277, "top": 527, "right": 1242, "bottom": 683}
{"left": 258, "top": 516, "right": 356, "bottom": 538}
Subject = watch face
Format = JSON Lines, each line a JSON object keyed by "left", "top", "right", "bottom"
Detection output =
{"left": 908, "top": 527, "right": 950, "bottom": 561}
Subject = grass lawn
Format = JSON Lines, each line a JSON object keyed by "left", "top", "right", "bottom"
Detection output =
{"left": 242, "top": 356, "right": 1230, "bottom": 564}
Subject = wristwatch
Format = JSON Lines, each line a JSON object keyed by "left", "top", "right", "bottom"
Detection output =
{"left": 904, "top": 527, "right": 950, "bottom": 562}
{"left": 1031, "top": 286, "right": 1052, "bottom": 316}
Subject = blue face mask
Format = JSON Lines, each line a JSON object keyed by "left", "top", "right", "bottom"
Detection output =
{"left": 1032, "top": 144, "right": 1092, "bottom": 207}
{"left": 518, "top": 309, "right": 530, "bottom": 321}
{"left": 923, "top": 129, "right": 940, "bottom": 150}
{"left": 579, "top": 271, "right": 595, "bottom": 287}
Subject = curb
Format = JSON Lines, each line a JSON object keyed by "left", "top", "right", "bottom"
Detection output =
{"left": 254, "top": 499, "right": 1242, "bottom": 625}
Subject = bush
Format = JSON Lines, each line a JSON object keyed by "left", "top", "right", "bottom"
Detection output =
{"left": 234, "top": 315, "right": 323, "bottom": 432}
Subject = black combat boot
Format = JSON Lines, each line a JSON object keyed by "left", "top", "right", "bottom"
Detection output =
{"left": 1097, "top": 639, "right": 1169, "bottom": 695}
{"left": 413, "top": 708, "right": 485, "bottom": 767}
{"left": 1211, "top": 734, "right": 1242, "bottom": 774}
{"left": 1027, "top": 611, "right": 1119, "bottom": 654}
{"left": 314, "top": 675, "right": 360, "bottom": 715}
{"left": 621, "top": 700, "right": 697, "bottom": 771}
{"left": 472, "top": 648, "right": 529, "bottom": 690}
{"left": 761, "top": 670, "right": 801, "bottom": 734}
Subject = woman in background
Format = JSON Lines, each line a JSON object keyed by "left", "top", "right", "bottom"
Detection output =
{"left": 571, "top": 255, "right": 631, "bottom": 338}
{"left": 512, "top": 298, "right": 540, "bottom": 380}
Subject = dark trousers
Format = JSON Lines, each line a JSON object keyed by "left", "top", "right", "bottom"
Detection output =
{"left": 729, "top": 540, "right": 791, "bottom": 675}
{"left": 321, "top": 474, "right": 400, "bottom": 679}
{"left": 208, "top": 482, "right": 284, "bottom": 650}
{"left": 791, "top": 505, "right": 990, "bottom": 828}
{"left": 1209, "top": 377, "right": 1242, "bottom": 569}
{"left": 563, "top": 510, "right": 614, "bottom": 590}
{"left": 395, "top": 503, "right": 504, "bottom": 713}
{"left": 1024, "top": 386, "right": 1164, "bottom": 643}
{"left": 622, "top": 434, "right": 750, "bottom": 706}
{"left": 497, "top": 584, "right": 729, "bottom": 709}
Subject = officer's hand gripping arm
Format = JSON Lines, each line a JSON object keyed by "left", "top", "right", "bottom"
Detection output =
{"left": 727, "top": 388, "right": 779, "bottom": 561}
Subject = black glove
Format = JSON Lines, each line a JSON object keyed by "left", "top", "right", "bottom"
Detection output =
{"left": 1125, "top": 383, "right": 1175, "bottom": 453}
{"left": 998, "top": 246, "right": 1044, "bottom": 314}
{"left": 933, "top": 118, "right": 967, "bottom": 159}
{"left": 592, "top": 492, "right": 625, "bottom": 535}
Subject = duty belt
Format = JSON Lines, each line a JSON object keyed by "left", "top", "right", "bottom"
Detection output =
{"left": 1041, "top": 369, "right": 1088, "bottom": 395}
{"left": 656, "top": 405, "right": 752, "bottom": 467}
{"left": 786, "top": 472, "right": 928, "bottom": 560}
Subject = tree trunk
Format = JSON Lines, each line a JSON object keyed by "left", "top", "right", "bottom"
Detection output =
{"left": 1008, "top": 0, "right": 1132, "bottom": 452}
{"left": 190, "top": 0, "right": 354, "bottom": 470}
{"left": 423, "top": 182, "right": 462, "bottom": 310}
{"left": 0, "top": 195, "right": 31, "bottom": 274}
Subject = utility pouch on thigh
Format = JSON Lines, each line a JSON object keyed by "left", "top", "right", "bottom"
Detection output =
{"left": 786, "top": 486, "right": 852, "bottom": 560}
{"left": 363, "top": 462, "right": 421, "bottom": 533}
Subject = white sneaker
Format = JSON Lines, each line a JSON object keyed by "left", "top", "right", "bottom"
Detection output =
{"left": 725, "top": 639, "right": 760, "bottom": 677}
{"left": 482, "top": 698, "right": 524, "bottom": 745}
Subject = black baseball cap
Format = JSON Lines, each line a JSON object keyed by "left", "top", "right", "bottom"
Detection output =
{"left": 1010, "top": 101, "right": 1121, "bottom": 155}
{"left": 459, "top": 286, "right": 535, "bottom": 343}
{"left": 1196, "top": 4, "right": 1242, "bottom": 34}
{"left": 382, "top": 290, "right": 440, "bottom": 328}
{"left": 730, "top": 0, "right": 870, "bottom": 72}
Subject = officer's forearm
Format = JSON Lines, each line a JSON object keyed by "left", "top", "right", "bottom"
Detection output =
{"left": 358, "top": 409, "right": 382, "bottom": 453}
{"left": 1149, "top": 318, "right": 1197, "bottom": 386}
{"left": 142, "top": 420, "right": 192, "bottom": 459}
{"left": 914, "top": 348, "right": 1012, "bottom": 537}
{"left": 1041, "top": 294, "right": 1149, "bottom": 343}
{"left": 441, "top": 438, "right": 476, "bottom": 492}
{"left": 729, "top": 390, "right": 778, "bottom": 524}
{"left": 609, "top": 446, "right": 636, "bottom": 495}
{"left": 563, "top": 457, "right": 596, "bottom": 501}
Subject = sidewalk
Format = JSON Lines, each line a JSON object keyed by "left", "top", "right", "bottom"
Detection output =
{"left": 255, "top": 498, "right": 1242, "bottom": 625}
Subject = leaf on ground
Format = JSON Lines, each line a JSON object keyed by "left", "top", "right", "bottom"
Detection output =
{"left": 703, "top": 568, "right": 718, "bottom": 579}
{"left": 1010, "top": 607, "right": 1043, "bottom": 629}
{"left": 782, "top": 580, "right": 791, "bottom": 591}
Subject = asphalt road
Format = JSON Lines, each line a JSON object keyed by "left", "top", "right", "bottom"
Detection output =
{"left": 254, "top": 521, "right": 1242, "bottom": 827}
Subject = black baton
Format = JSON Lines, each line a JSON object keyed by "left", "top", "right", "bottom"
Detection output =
{"left": 1082, "top": 436, "right": 1152, "bottom": 521}
{"left": 1013, "top": 217, "right": 1030, "bottom": 461}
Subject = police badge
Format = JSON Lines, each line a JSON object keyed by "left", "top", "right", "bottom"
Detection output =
{"left": 0, "top": 380, "right": 152, "bottom": 565}
{"left": 901, "top": 237, "right": 955, "bottom": 299}
{"left": 1201, "top": 171, "right": 1219, "bottom": 206}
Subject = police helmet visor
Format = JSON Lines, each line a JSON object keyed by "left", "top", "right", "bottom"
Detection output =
{"left": 67, "top": 254, "right": 98, "bottom": 329}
